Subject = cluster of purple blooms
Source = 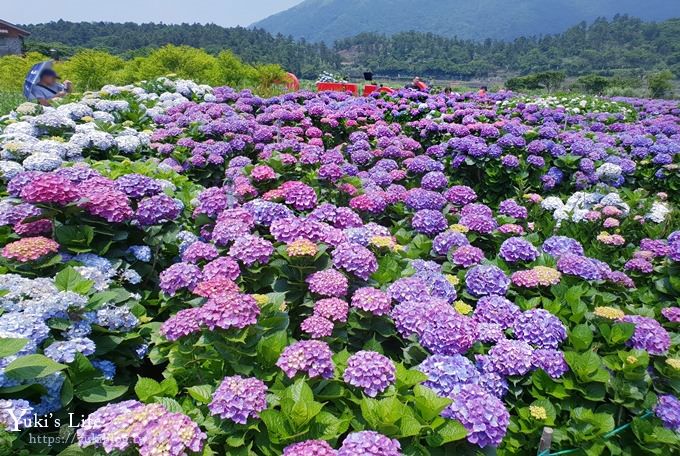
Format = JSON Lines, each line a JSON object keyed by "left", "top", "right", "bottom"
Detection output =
{"left": 77, "top": 400, "right": 205, "bottom": 456}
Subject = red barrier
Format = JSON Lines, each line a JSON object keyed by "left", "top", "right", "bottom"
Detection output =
{"left": 363, "top": 85, "right": 395, "bottom": 96}
{"left": 316, "top": 82, "right": 359, "bottom": 95}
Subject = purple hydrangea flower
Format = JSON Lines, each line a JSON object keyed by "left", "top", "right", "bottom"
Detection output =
{"left": 388, "top": 276, "right": 429, "bottom": 303}
{"left": 621, "top": 315, "right": 671, "bottom": 355}
{"left": 202, "top": 256, "right": 240, "bottom": 281}
{"left": 417, "top": 354, "right": 479, "bottom": 396}
{"left": 532, "top": 349, "right": 569, "bottom": 378}
{"left": 338, "top": 431, "right": 401, "bottom": 456}
{"left": 655, "top": 395, "right": 680, "bottom": 432}
{"left": 432, "top": 230, "right": 469, "bottom": 256}
{"left": 229, "top": 235, "right": 274, "bottom": 266}
{"left": 181, "top": 241, "right": 219, "bottom": 264}
{"left": 114, "top": 174, "right": 162, "bottom": 199}
{"left": 473, "top": 295, "right": 520, "bottom": 329}
{"left": 451, "top": 245, "right": 485, "bottom": 267}
{"left": 135, "top": 194, "right": 182, "bottom": 225}
{"left": 499, "top": 237, "right": 540, "bottom": 263}
{"left": 332, "top": 242, "right": 378, "bottom": 280}
{"left": 391, "top": 298, "right": 452, "bottom": 338}
{"left": 284, "top": 440, "right": 337, "bottom": 456}
{"left": 486, "top": 339, "right": 534, "bottom": 376}
{"left": 444, "top": 185, "right": 477, "bottom": 205}
{"left": 209, "top": 375, "right": 267, "bottom": 424}
{"left": 465, "top": 265, "right": 510, "bottom": 297}
{"left": 412, "top": 209, "right": 448, "bottom": 236}
{"left": 441, "top": 383, "right": 509, "bottom": 448}
{"left": 351, "top": 287, "right": 392, "bottom": 316}
{"left": 307, "top": 269, "right": 349, "bottom": 297}
{"left": 301, "top": 315, "right": 334, "bottom": 338}
{"left": 513, "top": 309, "right": 567, "bottom": 349}
{"left": 420, "top": 313, "right": 479, "bottom": 355}
{"left": 159, "top": 262, "right": 201, "bottom": 296}
{"left": 277, "top": 340, "right": 335, "bottom": 379}
{"left": 543, "top": 236, "right": 584, "bottom": 257}
{"left": 343, "top": 351, "right": 396, "bottom": 397}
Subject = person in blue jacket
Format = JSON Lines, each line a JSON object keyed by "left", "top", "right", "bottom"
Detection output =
{"left": 29, "top": 69, "right": 73, "bottom": 106}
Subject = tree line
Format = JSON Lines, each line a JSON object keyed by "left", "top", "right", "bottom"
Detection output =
{"left": 22, "top": 16, "right": 680, "bottom": 80}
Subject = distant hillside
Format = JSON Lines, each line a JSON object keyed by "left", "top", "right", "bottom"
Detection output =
{"left": 253, "top": 0, "right": 680, "bottom": 43}
{"left": 20, "top": 17, "right": 680, "bottom": 80}
{"left": 335, "top": 16, "right": 680, "bottom": 78}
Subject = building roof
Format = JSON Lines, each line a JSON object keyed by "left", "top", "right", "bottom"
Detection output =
{"left": 0, "top": 19, "right": 31, "bottom": 37}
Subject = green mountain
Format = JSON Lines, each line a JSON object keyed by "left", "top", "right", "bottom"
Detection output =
{"left": 253, "top": 0, "right": 680, "bottom": 42}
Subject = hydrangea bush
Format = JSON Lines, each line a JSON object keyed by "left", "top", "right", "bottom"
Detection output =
{"left": 0, "top": 79, "right": 678, "bottom": 455}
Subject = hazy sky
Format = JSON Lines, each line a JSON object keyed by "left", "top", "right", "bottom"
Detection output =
{"left": 2, "top": 0, "right": 302, "bottom": 26}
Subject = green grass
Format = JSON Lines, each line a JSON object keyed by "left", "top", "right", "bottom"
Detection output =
{"left": 0, "top": 92, "right": 24, "bottom": 116}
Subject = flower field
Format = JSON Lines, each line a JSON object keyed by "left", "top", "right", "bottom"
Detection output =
{"left": 0, "top": 78, "right": 679, "bottom": 456}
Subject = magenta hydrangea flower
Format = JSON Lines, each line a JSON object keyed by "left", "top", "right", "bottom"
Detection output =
{"left": 307, "top": 269, "right": 349, "bottom": 297}
{"left": 338, "top": 431, "right": 401, "bottom": 456}
{"left": 181, "top": 241, "right": 219, "bottom": 264}
{"left": 20, "top": 173, "right": 79, "bottom": 205}
{"left": 284, "top": 440, "right": 337, "bottom": 456}
{"left": 442, "top": 383, "right": 509, "bottom": 448}
{"left": 332, "top": 242, "right": 378, "bottom": 280}
{"left": 451, "top": 245, "right": 485, "bottom": 267}
{"left": 351, "top": 287, "right": 392, "bottom": 316}
{"left": 202, "top": 256, "right": 241, "bottom": 281}
{"left": 420, "top": 313, "right": 479, "bottom": 355}
{"left": 280, "top": 181, "right": 318, "bottom": 210}
{"left": 277, "top": 340, "right": 335, "bottom": 379}
{"left": 621, "top": 315, "right": 671, "bottom": 355}
{"left": 301, "top": 315, "right": 334, "bottom": 338}
{"left": 314, "top": 298, "right": 349, "bottom": 323}
{"left": 444, "top": 185, "right": 477, "bottom": 205}
{"left": 79, "top": 187, "right": 134, "bottom": 223}
{"left": 160, "top": 293, "right": 260, "bottom": 340}
{"left": 209, "top": 375, "right": 267, "bottom": 424}
{"left": 513, "top": 309, "right": 567, "bottom": 349}
{"left": 343, "top": 351, "right": 396, "bottom": 397}
{"left": 229, "top": 235, "right": 274, "bottom": 266}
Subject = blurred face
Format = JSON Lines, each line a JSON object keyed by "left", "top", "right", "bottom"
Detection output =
{"left": 41, "top": 75, "right": 57, "bottom": 86}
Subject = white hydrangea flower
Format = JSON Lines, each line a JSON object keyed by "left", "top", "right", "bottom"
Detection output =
{"left": 23, "top": 152, "right": 63, "bottom": 172}
{"left": 646, "top": 201, "right": 670, "bottom": 223}
{"left": 541, "top": 196, "right": 564, "bottom": 211}
{"left": 31, "top": 111, "right": 76, "bottom": 131}
{"left": 0, "top": 161, "right": 24, "bottom": 180}
{"left": 115, "top": 135, "right": 141, "bottom": 154}
{"left": 595, "top": 163, "right": 622, "bottom": 180}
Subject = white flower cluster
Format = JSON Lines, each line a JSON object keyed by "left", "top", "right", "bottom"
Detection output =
{"left": 541, "top": 191, "right": 630, "bottom": 226}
